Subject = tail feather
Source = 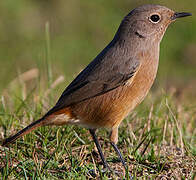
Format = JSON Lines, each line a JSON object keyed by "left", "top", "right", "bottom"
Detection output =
{"left": 2, "top": 117, "right": 46, "bottom": 146}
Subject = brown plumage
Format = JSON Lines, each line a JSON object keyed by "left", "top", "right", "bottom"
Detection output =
{"left": 2, "top": 4, "right": 191, "bottom": 170}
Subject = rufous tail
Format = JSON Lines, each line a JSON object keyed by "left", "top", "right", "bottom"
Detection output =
{"left": 2, "top": 117, "right": 46, "bottom": 146}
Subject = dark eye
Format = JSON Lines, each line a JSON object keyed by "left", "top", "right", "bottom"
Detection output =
{"left": 149, "top": 14, "right": 160, "bottom": 23}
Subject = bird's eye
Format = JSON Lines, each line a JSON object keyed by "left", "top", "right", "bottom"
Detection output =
{"left": 149, "top": 14, "right": 161, "bottom": 23}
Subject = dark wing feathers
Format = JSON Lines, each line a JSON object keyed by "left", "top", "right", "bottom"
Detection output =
{"left": 45, "top": 41, "right": 140, "bottom": 117}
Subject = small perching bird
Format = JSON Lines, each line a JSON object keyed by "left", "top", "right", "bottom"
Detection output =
{"left": 2, "top": 4, "right": 191, "bottom": 170}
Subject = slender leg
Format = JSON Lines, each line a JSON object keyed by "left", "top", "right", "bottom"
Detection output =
{"left": 111, "top": 142, "right": 134, "bottom": 179}
{"left": 110, "top": 127, "right": 126, "bottom": 168}
{"left": 110, "top": 142, "right": 126, "bottom": 169}
{"left": 89, "top": 129, "right": 109, "bottom": 169}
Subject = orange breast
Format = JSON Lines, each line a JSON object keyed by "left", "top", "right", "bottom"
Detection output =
{"left": 69, "top": 51, "right": 159, "bottom": 129}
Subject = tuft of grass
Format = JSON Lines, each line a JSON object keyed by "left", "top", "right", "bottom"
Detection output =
{"left": 45, "top": 21, "right": 53, "bottom": 89}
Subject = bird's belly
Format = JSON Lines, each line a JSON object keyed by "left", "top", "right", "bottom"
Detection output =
{"left": 70, "top": 70, "right": 156, "bottom": 129}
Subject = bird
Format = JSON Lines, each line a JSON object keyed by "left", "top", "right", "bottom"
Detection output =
{"left": 2, "top": 4, "right": 191, "bottom": 170}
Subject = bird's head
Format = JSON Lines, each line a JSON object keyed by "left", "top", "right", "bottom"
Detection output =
{"left": 116, "top": 4, "right": 191, "bottom": 42}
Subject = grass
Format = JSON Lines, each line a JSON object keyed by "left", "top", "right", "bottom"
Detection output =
{"left": 0, "top": 68, "right": 195, "bottom": 179}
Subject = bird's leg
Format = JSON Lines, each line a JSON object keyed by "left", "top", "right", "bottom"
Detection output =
{"left": 110, "top": 142, "right": 126, "bottom": 168}
{"left": 89, "top": 129, "right": 109, "bottom": 169}
{"left": 110, "top": 127, "right": 126, "bottom": 169}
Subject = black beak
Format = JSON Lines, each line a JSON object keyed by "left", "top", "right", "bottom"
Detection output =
{"left": 171, "top": 12, "right": 192, "bottom": 20}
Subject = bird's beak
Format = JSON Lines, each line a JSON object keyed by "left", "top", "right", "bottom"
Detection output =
{"left": 171, "top": 12, "right": 192, "bottom": 20}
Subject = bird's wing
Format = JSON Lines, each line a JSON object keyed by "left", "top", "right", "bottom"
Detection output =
{"left": 45, "top": 43, "right": 140, "bottom": 116}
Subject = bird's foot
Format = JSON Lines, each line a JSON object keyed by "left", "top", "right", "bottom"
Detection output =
{"left": 87, "top": 166, "right": 110, "bottom": 178}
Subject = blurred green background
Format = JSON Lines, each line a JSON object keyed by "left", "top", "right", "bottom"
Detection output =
{"left": 0, "top": 0, "right": 195, "bottom": 100}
